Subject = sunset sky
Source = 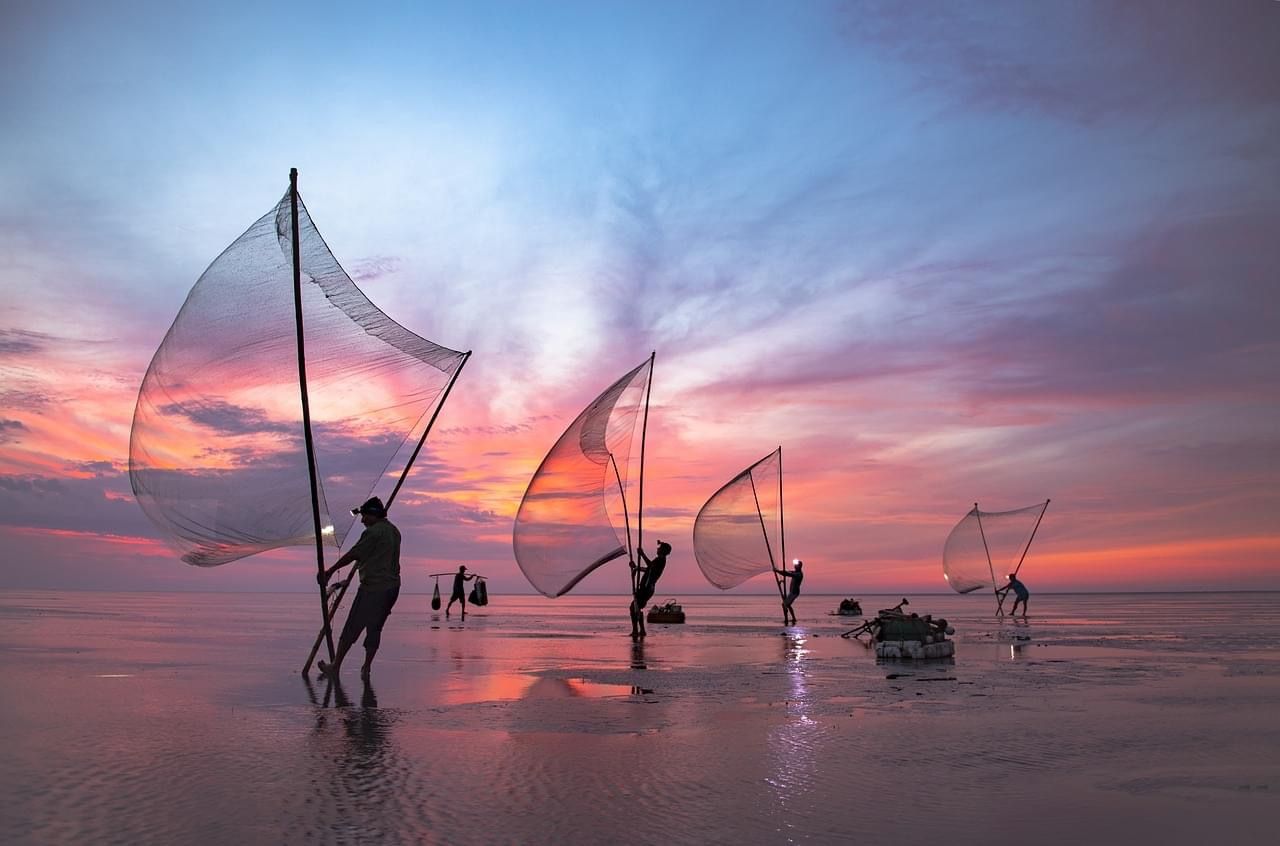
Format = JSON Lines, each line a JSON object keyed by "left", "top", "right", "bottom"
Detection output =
{"left": 2, "top": 1, "right": 1277, "bottom": 596}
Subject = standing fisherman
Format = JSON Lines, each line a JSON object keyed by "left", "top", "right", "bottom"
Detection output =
{"left": 630, "top": 541, "right": 671, "bottom": 639}
{"left": 317, "top": 497, "right": 401, "bottom": 679}
{"left": 773, "top": 559, "right": 804, "bottom": 626}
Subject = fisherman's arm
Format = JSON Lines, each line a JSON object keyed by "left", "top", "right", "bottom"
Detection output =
{"left": 319, "top": 552, "right": 358, "bottom": 584}
{"left": 318, "top": 533, "right": 375, "bottom": 584}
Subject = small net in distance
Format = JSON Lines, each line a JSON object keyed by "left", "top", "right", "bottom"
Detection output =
{"left": 129, "top": 183, "right": 467, "bottom": 567}
{"left": 694, "top": 447, "right": 782, "bottom": 590}
{"left": 513, "top": 357, "right": 653, "bottom": 598}
{"left": 942, "top": 500, "right": 1049, "bottom": 594}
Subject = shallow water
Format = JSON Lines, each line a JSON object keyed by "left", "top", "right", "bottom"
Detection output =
{"left": 1, "top": 591, "right": 1277, "bottom": 844}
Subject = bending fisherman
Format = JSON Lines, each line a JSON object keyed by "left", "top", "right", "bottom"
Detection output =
{"left": 773, "top": 560, "right": 804, "bottom": 626}
{"left": 997, "top": 573, "right": 1030, "bottom": 618}
{"left": 630, "top": 541, "right": 671, "bottom": 639}
{"left": 317, "top": 497, "right": 401, "bottom": 679}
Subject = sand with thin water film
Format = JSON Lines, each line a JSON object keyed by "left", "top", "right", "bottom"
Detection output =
{"left": 1, "top": 591, "right": 1276, "bottom": 844}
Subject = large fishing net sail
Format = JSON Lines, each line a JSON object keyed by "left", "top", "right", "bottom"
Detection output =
{"left": 130, "top": 182, "right": 468, "bottom": 566}
{"left": 942, "top": 500, "right": 1050, "bottom": 595}
{"left": 513, "top": 357, "right": 653, "bottom": 597}
{"left": 694, "top": 447, "right": 783, "bottom": 590}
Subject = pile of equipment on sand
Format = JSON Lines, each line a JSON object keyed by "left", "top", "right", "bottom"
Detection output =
{"left": 646, "top": 599, "right": 686, "bottom": 624}
{"left": 841, "top": 598, "right": 955, "bottom": 659}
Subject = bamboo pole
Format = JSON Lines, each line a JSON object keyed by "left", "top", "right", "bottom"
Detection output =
{"left": 636, "top": 352, "right": 654, "bottom": 563}
{"left": 748, "top": 458, "right": 788, "bottom": 623}
{"left": 292, "top": 167, "right": 337, "bottom": 669}
{"left": 973, "top": 503, "right": 1000, "bottom": 616}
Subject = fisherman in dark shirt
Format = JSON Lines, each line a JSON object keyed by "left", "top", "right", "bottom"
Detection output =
{"left": 630, "top": 541, "right": 671, "bottom": 639}
{"left": 773, "top": 560, "right": 804, "bottom": 625}
{"left": 998, "top": 573, "right": 1030, "bottom": 618}
{"left": 446, "top": 564, "right": 474, "bottom": 619}
{"left": 317, "top": 497, "right": 401, "bottom": 679}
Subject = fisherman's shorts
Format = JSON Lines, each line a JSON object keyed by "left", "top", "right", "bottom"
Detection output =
{"left": 341, "top": 585, "right": 400, "bottom": 650}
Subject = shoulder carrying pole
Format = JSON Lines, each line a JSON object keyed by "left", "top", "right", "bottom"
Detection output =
{"left": 292, "top": 168, "right": 337, "bottom": 669}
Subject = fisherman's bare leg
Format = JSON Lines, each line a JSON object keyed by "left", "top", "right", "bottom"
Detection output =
{"left": 319, "top": 631, "right": 358, "bottom": 677}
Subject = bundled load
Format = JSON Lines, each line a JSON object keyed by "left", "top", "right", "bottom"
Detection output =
{"left": 841, "top": 599, "right": 955, "bottom": 659}
{"left": 836, "top": 598, "right": 862, "bottom": 616}
{"left": 645, "top": 599, "right": 686, "bottom": 625}
{"left": 468, "top": 577, "right": 489, "bottom": 607}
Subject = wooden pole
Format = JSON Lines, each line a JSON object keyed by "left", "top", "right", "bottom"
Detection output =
{"left": 301, "top": 349, "right": 472, "bottom": 675}
{"left": 610, "top": 453, "right": 635, "bottom": 593}
{"left": 748, "top": 460, "right": 787, "bottom": 622}
{"left": 777, "top": 446, "right": 787, "bottom": 616}
{"left": 973, "top": 502, "right": 1000, "bottom": 617}
{"left": 292, "top": 168, "right": 337, "bottom": 670}
{"left": 636, "top": 352, "right": 654, "bottom": 563}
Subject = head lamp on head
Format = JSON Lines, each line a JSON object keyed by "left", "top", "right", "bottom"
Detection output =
{"left": 351, "top": 496, "right": 387, "bottom": 517}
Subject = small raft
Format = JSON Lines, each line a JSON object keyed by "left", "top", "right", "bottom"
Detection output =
{"left": 646, "top": 599, "right": 686, "bottom": 624}
{"left": 842, "top": 599, "right": 955, "bottom": 659}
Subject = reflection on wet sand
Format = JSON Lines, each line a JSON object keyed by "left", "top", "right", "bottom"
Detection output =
{"left": 300, "top": 675, "right": 408, "bottom": 842}
{"left": 766, "top": 629, "right": 821, "bottom": 839}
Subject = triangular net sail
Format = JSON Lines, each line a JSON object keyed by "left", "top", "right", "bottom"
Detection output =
{"left": 130, "top": 184, "right": 467, "bottom": 566}
{"left": 693, "top": 447, "right": 782, "bottom": 590}
{"left": 513, "top": 358, "right": 653, "bottom": 598}
{"left": 942, "top": 500, "right": 1049, "bottom": 595}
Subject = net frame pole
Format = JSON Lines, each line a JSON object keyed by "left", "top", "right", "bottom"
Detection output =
{"left": 634, "top": 352, "right": 654, "bottom": 591}
{"left": 996, "top": 499, "right": 1050, "bottom": 616}
{"left": 292, "top": 168, "right": 337, "bottom": 668}
{"left": 301, "top": 350, "right": 472, "bottom": 675}
{"left": 777, "top": 447, "right": 789, "bottom": 620}
{"left": 748, "top": 464, "right": 787, "bottom": 621}
{"left": 609, "top": 452, "right": 635, "bottom": 593}
{"left": 972, "top": 502, "right": 1001, "bottom": 616}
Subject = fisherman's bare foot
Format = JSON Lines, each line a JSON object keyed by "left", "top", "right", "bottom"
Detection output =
{"left": 317, "top": 660, "right": 337, "bottom": 677}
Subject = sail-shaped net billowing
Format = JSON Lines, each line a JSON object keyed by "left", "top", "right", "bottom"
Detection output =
{"left": 942, "top": 501, "right": 1049, "bottom": 594}
{"left": 693, "top": 447, "right": 782, "bottom": 590}
{"left": 513, "top": 358, "right": 653, "bottom": 597}
{"left": 130, "top": 185, "right": 467, "bottom": 566}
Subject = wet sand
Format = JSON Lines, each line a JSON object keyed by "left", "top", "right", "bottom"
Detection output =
{"left": 1, "top": 591, "right": 1276, "bottom": 844}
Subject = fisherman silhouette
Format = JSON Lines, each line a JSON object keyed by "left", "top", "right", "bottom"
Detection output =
{"left": 998, "top": 573, "right": 1030, "bottom": 618}
{"left": 773, "top": 560, "right": 804, "bottom": 625}
{"left": 317, "top": 497, "right": 401, "bottom": 679}
{"left": 630, "top": 541, "right": 671, "bottom": 639}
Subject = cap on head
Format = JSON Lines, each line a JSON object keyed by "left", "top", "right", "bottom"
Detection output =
{"left": 351, "top": 496, "right": 387, "bottom": 517}
{"left": 657, "top": 541, "right": 672, "bottom": 555}
{"left": 459, "top": 564, "right": 467, "bottom": 571}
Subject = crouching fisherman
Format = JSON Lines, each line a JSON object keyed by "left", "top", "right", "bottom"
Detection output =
{"left": 317, "top": 497, "right": 401, "bottom": 679}
{"left": 630, "top": 541, "right": 671, "bottom": 639}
